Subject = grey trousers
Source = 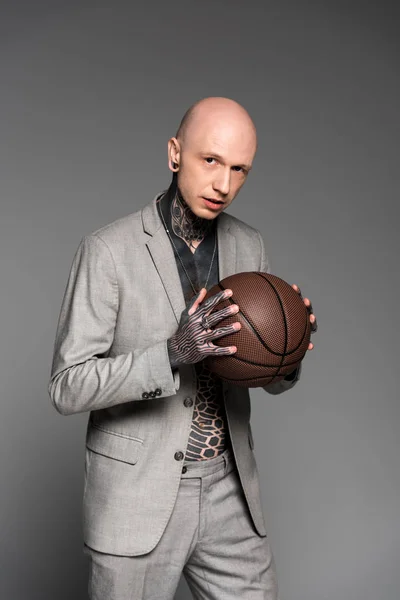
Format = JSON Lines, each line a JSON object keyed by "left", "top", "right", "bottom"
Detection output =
{"left": 83, "top": 447, "right": 279, "bottom": 599}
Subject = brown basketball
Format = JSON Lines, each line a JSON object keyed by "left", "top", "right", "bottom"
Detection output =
{"left": 203, "top": 272, "right": 311, "bottom": 388}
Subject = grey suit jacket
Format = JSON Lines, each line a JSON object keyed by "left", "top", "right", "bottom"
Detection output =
{"left": 48, "top": 191, "right": 301, "bottom": 556}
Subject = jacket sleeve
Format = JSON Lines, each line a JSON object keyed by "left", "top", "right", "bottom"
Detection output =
{"left": 256, "top": 229, "right": 302, "bottom": 395}
{"left": 48, "top": 234, "right": 180, "bottom": 416}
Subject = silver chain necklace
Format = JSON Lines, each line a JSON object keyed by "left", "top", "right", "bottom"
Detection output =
{"left": 159, "top": 194, "right": 217, "bottom": 296}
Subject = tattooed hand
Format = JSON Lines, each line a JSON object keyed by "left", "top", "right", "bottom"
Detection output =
{"left": 167, "top": 287, "right": 241, "bottom": 368}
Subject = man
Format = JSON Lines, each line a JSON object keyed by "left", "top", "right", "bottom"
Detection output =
{"left": 48, "top": 96, "right": 317, "bottom": 599}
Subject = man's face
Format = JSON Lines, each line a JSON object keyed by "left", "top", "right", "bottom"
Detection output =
{"left": 168, "top": 117, "right": 256, "bottom": 220}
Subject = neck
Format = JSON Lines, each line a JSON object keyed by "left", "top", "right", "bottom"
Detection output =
{"left": 170, "top": 186, "right": 213, "bottom": 250}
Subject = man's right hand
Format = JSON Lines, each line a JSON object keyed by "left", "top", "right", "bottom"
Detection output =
{"left": 167, "top": 288, "right": 241, "bottom": 368}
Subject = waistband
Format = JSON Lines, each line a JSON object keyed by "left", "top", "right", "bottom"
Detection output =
{"left": 181, "top": 446, "right": 235, "bottom": 479}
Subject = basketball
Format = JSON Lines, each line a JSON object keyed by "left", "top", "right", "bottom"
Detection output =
{"left": 203, "top": 272, "right": 311, "bottom": 388}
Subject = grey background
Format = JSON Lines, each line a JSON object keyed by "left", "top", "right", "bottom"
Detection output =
{"left": 1, "top": 1, "right": 399, "bottom": 599}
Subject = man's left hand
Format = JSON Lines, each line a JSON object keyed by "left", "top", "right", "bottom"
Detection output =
{"left": 292, "top": 284, "right": 318, "bottom": 350}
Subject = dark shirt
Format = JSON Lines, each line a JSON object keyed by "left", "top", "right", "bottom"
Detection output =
{"left": 156, "top": 177, "right": 230, "bottom": 460}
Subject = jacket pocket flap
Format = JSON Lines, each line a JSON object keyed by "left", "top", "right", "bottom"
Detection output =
{"left": 86, "top": 425, "right": 143, "bottom": 465}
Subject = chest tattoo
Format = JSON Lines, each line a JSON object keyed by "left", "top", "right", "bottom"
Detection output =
{"left": 185, "top": 360, "right": 227, "bottom": 461}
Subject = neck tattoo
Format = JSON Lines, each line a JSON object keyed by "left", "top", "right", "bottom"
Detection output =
{"left": 170, "top": 188, "right": 213, "bottom": 252}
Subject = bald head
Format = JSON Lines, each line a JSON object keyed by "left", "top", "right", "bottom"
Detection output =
{"left": 176, "top": 97, "right": 257, "bottom": 151}
{"left": 167, "top": 97, "right": 257, "bottom": 220}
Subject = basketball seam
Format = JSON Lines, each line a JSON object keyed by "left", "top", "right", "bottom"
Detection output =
{"left": 216, "top": 282, "right": 285, "bottom": 357}
{"left": 253, "top": 273, "right": 288, "bottom": 383}
{"left": 219, "top": 374, "right": 285, "bottom": 384}
{"left": 214, "top": 274, "right": 306, "bottom": 385}
{"left": 217, "top": 279, "right": 286, "bottom": 384}
{"left": 256, "top": 272, "right": 309, "bottom": 354}
{"left": 220, "top": 355, "right": 301, "bottom": 370}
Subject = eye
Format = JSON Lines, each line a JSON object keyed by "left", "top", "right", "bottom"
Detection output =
{"left": 205, "top": 157, "right": 216, "bottom": 164}
{"left": 232, "top": 166, "right": 243, "bottom": 172}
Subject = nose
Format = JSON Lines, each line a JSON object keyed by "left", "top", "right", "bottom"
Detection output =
{"left": 213, "top": 167, "right": 231, "bottom": 196}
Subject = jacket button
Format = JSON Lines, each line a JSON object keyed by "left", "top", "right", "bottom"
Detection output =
{"left": 155, "top": 388, "right": 162, "bottom": 396}
{"left": 174, "top": 451, "right": 184, "bottom": 461}
{"left": 149, "top": 391, "right": 156, "bottom": 398}
{"left": 182, "top": 466, "right": 187, "bottom": 474}
{"left": 142, "top": 392, "right": 149, "bottom": 399}
{"left": 183, "top": 397, "right": 193, "bottom": 407}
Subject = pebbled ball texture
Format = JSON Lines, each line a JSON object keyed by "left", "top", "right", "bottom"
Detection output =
{"left": 203, "top": 272, "right": 311, "bottom": 388}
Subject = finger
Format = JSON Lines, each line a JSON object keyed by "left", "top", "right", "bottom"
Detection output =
{"left": 209, "top": 323, "right": 241, "bottom": 340}
{"left": 200, "top": 337, "right": 237, "bottom": 356}
{"left": 294, "top": 285, "right": 305, "bottom": 302}
{"left": 304, "top": 298, "right": 313, "bottom": 314}
{"left": 292, "top": 284, "right": 301, "bottom": 295}
{"left": 310, "top": 316, "right": 318, "bottom": 334}
{"left": 188, "top": 288, "right": 208, "bottom": 316}
{"left": 187, "top": 289, "right": 203, "bottom": 316}
{"left": 207, "top": 344, "right": 237, "bottom": 356}
{"left": 207, "top": 303, "right": 239, "bottom": 327}
{"left": 202, "top": 288, "right": 233, "bottom": 313}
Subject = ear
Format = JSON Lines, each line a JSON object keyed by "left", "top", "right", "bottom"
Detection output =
{"left": 167, "top": 137, "right": 180, "bottom": 172}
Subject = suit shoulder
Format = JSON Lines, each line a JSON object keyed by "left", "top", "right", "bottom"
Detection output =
{"left": 82, "top": 206, "right": 145, "bottom": 253}
{"left": 90, "top": 210, "right": 142, "bottom": 239}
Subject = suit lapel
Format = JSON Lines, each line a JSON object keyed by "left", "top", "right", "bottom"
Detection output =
{"left": 142, "top": 191, "right": 237, "bottom": 325}
{"left": 217, "top": 214, "right": 237, "bottom": 281}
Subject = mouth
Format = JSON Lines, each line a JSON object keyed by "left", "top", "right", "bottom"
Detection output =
{"left": 203, "top": 197, "right": 225, "bottom": 206}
